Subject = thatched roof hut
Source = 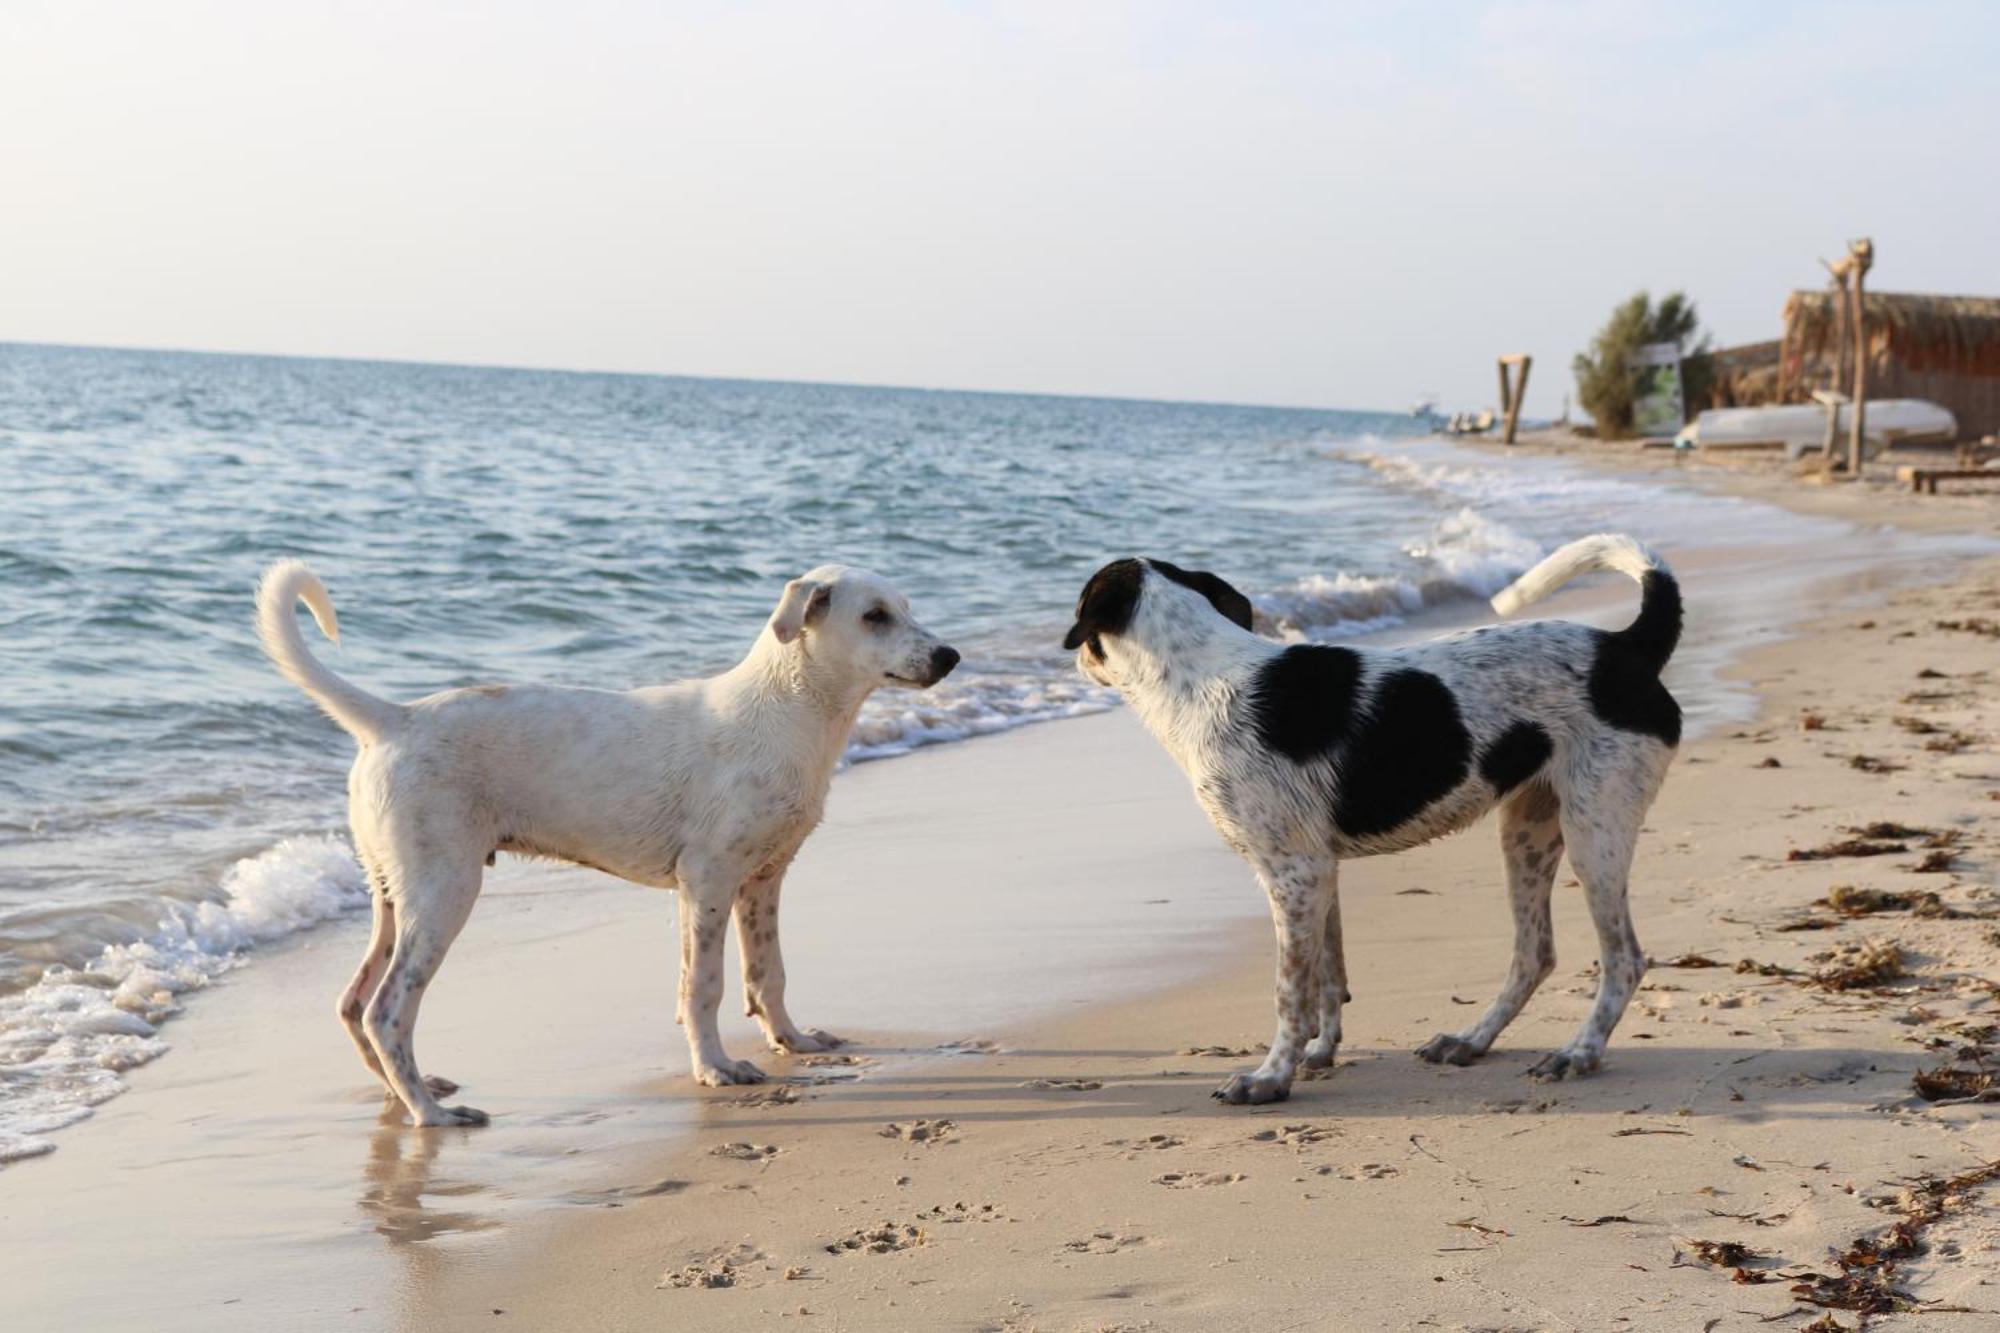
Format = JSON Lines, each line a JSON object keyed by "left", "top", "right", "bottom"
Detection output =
{"left": 1695, "top": 338, "right": 1782, "bottom": 408}
{"left": 1777, "top": 290, "right": 2000, "bottom": 438}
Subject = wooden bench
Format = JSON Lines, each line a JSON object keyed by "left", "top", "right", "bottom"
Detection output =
{"left": 1899, "top": 465, "right": 2000, "bottom": 494}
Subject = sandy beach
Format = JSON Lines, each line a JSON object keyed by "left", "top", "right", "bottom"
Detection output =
{"left": 7, "top": 452, "right": 2000, "bottom": 1333}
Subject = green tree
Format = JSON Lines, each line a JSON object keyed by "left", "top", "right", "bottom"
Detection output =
{"left": 1572, "top": 291, "right": 1711, "bottom": 438}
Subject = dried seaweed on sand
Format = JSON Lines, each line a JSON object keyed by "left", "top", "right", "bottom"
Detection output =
{"left": 1811, "top": 939, "right": 1907, "bottom": 991}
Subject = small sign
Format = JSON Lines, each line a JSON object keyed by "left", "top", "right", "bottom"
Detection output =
{"left": 1629, "top": 342, "right": 1685, "bottom": 436}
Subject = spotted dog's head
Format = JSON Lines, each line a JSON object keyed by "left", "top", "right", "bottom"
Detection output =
{"left": 769, "top": 564, "right": 960, "bottom": 689}
{"left": 1063, "top": 558, "right": 1254, "bottom": 687}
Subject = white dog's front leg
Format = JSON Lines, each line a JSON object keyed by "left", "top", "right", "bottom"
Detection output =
{"left": 1217, "top": 855, "right": 1332, "bottom": 1106}
{"left": 677, "top": 885, "right": 766, "bottom": 1087}
{"left": 734, "top": 859, "right": 841, "bottom": 1054}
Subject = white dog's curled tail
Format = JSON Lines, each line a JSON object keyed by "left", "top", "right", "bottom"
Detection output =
{"left": 1490, "top": 534, "right": 1681, "bottom": 674}
{"left": 256, "top": 560, "right": 404, "bottom": 744}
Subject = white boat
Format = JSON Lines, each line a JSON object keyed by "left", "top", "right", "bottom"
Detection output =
{"left": 1675, "top": 399, "right": 1957, "bottom": 460}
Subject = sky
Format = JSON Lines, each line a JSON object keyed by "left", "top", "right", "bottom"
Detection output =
{"left": 4, "top": 1, "right": 1996, "bottom": 416}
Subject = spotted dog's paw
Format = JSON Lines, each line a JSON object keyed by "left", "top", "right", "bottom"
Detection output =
{"left": 1415, "top": 1034, "right": 1484, "bottom": 1067}
{"left": 414, "top": 1103, "right": 488, "bottom": 1127}
{"left": 1301, "top": 1036, "right": 1340, "bottom": 1070}
{"left": 772, "top": 1028, "right": 843, "bottom": 1055}
{"left": 1213, "top": 1071, "right": 1292, "bottom": 1105}
{"left": 696, "top": 1058, "right": 769, "bottom": 1087}
{"left": 1528, "top": 1046, "right": 1601, "bottom": 1081}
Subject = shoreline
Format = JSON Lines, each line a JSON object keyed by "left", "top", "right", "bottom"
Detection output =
{"left": 6, "top": 443, "right": 1999, "bottom": 1330}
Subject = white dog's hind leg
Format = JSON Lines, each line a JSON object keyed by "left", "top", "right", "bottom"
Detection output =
{"left": 1217, "top": 855, "right": 1333, "bottom": 1105}
{"left": 678, "top": 879, "right": 766, "bottom": 1086}
{"left": 1419, "top": 782, "right": 1562, "bottom": 1066}
{"left": 1301, "top": 864, "right": 1346, "bottom": 1070}
{"left": 734, "top": 860, "right": 840, "bottom": 1054}
{"left": 340, "top": 872, "right": 462, "bottom": 1099}
{"left": 1534, "top": 787, "right": 1651, "bottom": 1080}
{"left": 338, "top": 882, "right": 396, "bottom": 1089}
{"left": 364, "top": 862, "right": 486, "bottom": 1126}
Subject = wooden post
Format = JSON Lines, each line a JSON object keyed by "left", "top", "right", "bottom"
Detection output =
{"left": 1824, "top": 272, "right": 1847, "bottom": 459}
{"left": 1846, "top": 238, "right": 1873, "bottom": 477}
{"left": 1498, "top": 354, "right": 1531, "bottom": 445}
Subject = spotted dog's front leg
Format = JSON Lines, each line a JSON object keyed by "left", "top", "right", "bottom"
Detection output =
{"left": 734, "top": 855, "right": 841, "bottom": 1055}
{"left": 678, "top": 876, "right": 766, "bottom": 1087}
{"left": 1216, "top": 855, "right": 1334, "bottom": 1105}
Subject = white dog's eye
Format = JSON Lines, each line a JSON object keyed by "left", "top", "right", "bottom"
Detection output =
{"left": 863, "top": 605, "right": 892, "bottom": 627}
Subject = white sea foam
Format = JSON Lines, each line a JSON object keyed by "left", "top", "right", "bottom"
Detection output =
{"left": 0, "top": 836, "right": 365, "bottom": 1164}
{"left": 1342, "top": 443, "right": 1850, "bottom": 550}
{"left": 848, "top": 670, "right": 1119, "bottom": 764}
{"left": 1257, "top": 506, "right": 1546, "bottom": 641}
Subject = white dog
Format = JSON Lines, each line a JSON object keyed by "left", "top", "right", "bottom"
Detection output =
{"left": 1063, "top": 535, "right": 1680, "bottom": 1104}
{"left": 257, "top": 560, "right": 958, "bottom": 1126}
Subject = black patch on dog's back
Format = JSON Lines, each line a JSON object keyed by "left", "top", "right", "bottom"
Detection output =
{"left": 1588, "top": 631, "right": 1682, "bottom": 746}
{"left": 1331, "top": 670, "right": 1473, "bottom": 839}
{"left": 1148, "top": 559, "right": 1255, "bottom": 632}
{"left": 1247, "top": 645, "right": 1362, "bottom": 760}
{"left": 1479, "top": 721, "right": 1553, "bottom": 794}
{"left": 1062, "top": 559, "right": 1145, "bottom": 651}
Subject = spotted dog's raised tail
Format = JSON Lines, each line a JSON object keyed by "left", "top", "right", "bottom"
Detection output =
{"left": 1490, "top": 534, "right": 1681, "bottom": 674}
{"left": 256, "top": 559, "right": 406, "bottom": 744}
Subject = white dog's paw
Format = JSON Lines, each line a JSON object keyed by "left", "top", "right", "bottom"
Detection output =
{"left": 422, "top": 1074, "right": 460, "bottom": 1097}
{"left": 1528, "top": 1045, "right": 1601, "bottom": 1081}
{"left": 772, "top": 1028, "right": 843, "bottom": 1054}
{"left": 413, "top": 1103, "right": 488, "bottom": 1128}
{"left": 695, "top": 1058, "right": 768, "bottom": 1087}
{"left": 1213, "top": 1071, "right": 1292, "bottom": 1105}
{"left": 1416, "top": 1033, "right": 1484, "bottom": 1067}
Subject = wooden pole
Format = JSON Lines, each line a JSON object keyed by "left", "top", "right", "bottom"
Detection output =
{"left": 1497, "top": 360, "right": 1512, "bottom": 431}
{"left": 1825, "top": 274, "right": 1847, "bottom": 458}
{"left": 1503, "top": 356, "right": 1531, "bottom": 444}
{"left": 1846, "top": 238, "right": 1873, "bottom": 476}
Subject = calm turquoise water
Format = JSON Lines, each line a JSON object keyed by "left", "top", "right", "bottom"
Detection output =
{"left": 0, "top": 341, "right": 1866, "bottom": 1159}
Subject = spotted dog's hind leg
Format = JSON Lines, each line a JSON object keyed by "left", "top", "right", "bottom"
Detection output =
{"left": 1533, "top": 772, "right": 1659, "bottom": 1080}
{"left": 1217, "top": 854, "right": 1333, "bottom": 1105}
{"left": 1419, "top": 781, "right": 1562, "bottom": 1067}
{"left": 734, "top": 855, "right": 840, "bottom": 1055}
{"left": 363, "top": 860, "right": 486, "bottom": 1127}
{"left": 1302, "top": 863, "right": 1347, "bottom": 1070}
{"left": 679, "top": 867, "right": 766, "bottom": 1087}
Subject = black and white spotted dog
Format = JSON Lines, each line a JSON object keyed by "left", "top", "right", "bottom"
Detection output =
{"left": 1063, "top": 534, "right": 1681, "bottom": 1104}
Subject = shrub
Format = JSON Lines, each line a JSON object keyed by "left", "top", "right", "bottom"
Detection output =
{"left": 1572, "top": 291, "right": 1711, "bottom": 438}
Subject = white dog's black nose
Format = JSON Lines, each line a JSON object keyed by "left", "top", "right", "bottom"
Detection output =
{"left": 930, "top": 646, "right": 961, "bottom": 682}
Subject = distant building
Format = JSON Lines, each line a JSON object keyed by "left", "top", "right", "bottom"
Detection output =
{"left": 1696, "top": 292, "right": 2000, "bottom": 440}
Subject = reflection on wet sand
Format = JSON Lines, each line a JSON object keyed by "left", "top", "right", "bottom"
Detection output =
{"left": 358, "top": 1108, "right": 501, "bottom": 1245}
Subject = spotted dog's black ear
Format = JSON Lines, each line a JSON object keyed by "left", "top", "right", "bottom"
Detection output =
{"left": 1147, "top": 559, "right": 1255, "bottom": 632}
{"left": 1062, "top": 558, "right": 1145, "bottom": 651}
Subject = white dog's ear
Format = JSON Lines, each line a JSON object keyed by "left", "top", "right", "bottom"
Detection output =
{"left": 769, "top": 577, "right": 833, "bottom": 644}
